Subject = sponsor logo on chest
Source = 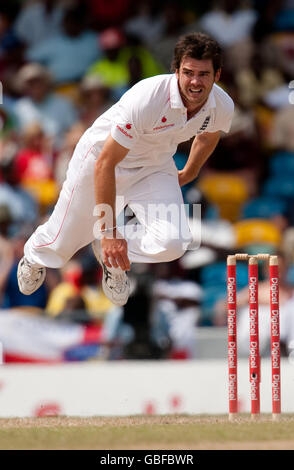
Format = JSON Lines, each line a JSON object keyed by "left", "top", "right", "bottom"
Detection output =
{"left": 153, "top": 116, "right": 175, "bottom": 131}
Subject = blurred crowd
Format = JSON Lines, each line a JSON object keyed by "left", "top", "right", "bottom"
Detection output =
{"left": 1, "top": 0, "right": 294, "bottom": 362}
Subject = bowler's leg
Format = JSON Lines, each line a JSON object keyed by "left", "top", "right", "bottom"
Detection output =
{"left": 24, "top": 136, "right": 103, "bottom": 268}
{"left": 18, "top": 135, "right": 100, "bottom": 294}
{"left": 125, "top": 172, "right": 193, "bottom": 263}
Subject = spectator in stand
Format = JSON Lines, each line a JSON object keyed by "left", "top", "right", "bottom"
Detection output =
{"left": 46, "top": 257, "right": 113, "bottom": 319}
{"left": 57, "top": 294, "right": 96, "bottom": 325}
{"left": 234, "top": 49, "right": 285, "bottom": 109}
{"left": 87, "top": 28, "right": 129, "bottom": 98}
{"left": 149, "top": 1, "right": 187, "bottom": 72}
{"left": 25, "top": 5, "right": 100, "bottom": 84}
{"left": 151, "top": 279, "right": 203, "bottom": 359}
{"left": 54, "top": 123, "right": 86, "bottom": 187}
{"left": 124, "top": 0, "right": 165, "bottom": 46}
{"left": 85, "top": 0, "right": 132, "bottom": 30}
{"left": 87, "top": 28, "right": 163, "bottom": 100}
{"left": 0, "top": 107, "right": 16, "bottom": 147}
{"left": 280, "top": 289, "right": 294, "bottom": 356}
{"left": 14, "top": 0, "right": 65, "bottom": 48}
{"left": 0, "top": 3, "right": 24, "bottom": 82}
{"left": 199, "top": 0, "right": 257, "bottom": 48}
{"left": 11, "top": 121, "right": 60, "bottom": 212}
{"left": 13, "top": 123, "right": 54, "bottom": 186}
{"left": 0, "top": 97, "right": 19, "bottom": 171}
{"left": 0, "top": 233, "right": 14, "bottom": 303}
{"left": 120, "top": 33, "right": 165, "bottom": 86}
{"left": 193, "top": 0, "right": 258, "bottom": 74}
{"left": 78, "top": 75, "right": 112, "bottom": 129}
{"left": 54, "top": 75, "right": 113, "bottom": 185}
{"left": 0, "top": 3, "right": 19, "bottom": 50}
{"left": 0, "top": 159, "right": 39, "bottom": 232}
{"left": 252, "top": 0, "right": 289, "bottom": 43}
{"left": 13, "top": 63, "right": 77, "bottom": 147}
{"left": 202, "top": 80, "right": 263, "bottom": 197}
{"left": 270, "top": 106, "right": 294, "bottom": 152}
{"left": 123, "top": 280, "right": 168, "bottom": 360}
{"left": 250, "top": 1, "right": 294, "bottom": 108}
{"left": 0, "top": 204, "right": 13, "bottom": 238}
{"left": 87, "top": 27, "right": 164, "bottom": 100}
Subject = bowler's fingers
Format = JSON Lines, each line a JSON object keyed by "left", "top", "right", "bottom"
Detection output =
{"left": 109, "top": 255, "right": 119, "bottom": 269}
{"left": 103, "top": 255, "right": 112, "bottom": 269}
{"left": 103, "top": 249, "right": 130, "bottom": 271}
{"left": 116, "top": 252, "right": 130, "bottom": 271}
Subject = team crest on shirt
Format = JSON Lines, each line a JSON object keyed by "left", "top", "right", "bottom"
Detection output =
{"left": 197, "top": 116, "right": 211, "bottom": 134}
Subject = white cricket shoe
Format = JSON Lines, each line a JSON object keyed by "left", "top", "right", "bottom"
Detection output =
{"left": 17, "top": 257, "right": 46, "bottom": 295}
{"left": 92, "top": 239, "right": 130, "bottom": 307}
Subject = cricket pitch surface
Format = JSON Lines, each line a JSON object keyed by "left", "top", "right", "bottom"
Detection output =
{"left": 0, "top": 415, "right": 294, "bottom": 449}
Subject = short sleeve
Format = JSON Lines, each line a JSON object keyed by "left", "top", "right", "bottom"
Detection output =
{"left": 211, "top": 88, "right": 235, "bottom": 134}
{"left": 214, "top": 102, "right": 234, "bottom": 133}
{"left": 110, "top": 96, "right": 141, "bottom": 150}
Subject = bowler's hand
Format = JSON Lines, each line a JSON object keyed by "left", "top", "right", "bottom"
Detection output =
{"left": 101, "top": 233, "right": 130, "bottom": 271}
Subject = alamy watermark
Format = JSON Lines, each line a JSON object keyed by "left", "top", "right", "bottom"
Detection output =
{"left": 93, "top": 200, "right": 201, "bottom": 251}
{"left": 289, "top": 80, "right": 294, "bottom": 105}
{"left": 288, "top": 340, "right": 294, "bottom": 366}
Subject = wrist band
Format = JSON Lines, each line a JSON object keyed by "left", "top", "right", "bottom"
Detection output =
{"left": 100, "top": 226, "right": 117, "bottom": 233}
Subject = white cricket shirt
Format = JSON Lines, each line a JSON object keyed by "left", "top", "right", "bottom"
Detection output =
{"left": 87, "top": 74, "right": 234, "bottom": 169}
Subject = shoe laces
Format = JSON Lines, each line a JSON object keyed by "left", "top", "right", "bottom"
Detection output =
{"left": 103, "top": 264, "right": 128, "bottom": 293}
{"left": 22, "top": 260, "right": 44, "bottom": 284}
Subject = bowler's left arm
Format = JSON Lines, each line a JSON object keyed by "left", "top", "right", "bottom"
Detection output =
{"left": 178, "top": 131, "right": 221, "bottom": 187}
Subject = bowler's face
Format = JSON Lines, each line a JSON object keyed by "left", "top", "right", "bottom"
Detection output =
{"left": 176, "top": 57, "right": 220, "bottom": 113}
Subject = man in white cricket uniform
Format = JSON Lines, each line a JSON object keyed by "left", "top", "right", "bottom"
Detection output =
{"left": 18, "top": 32, "right": 234, "bottom": 306}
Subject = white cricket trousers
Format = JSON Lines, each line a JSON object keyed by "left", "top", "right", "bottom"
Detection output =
{"left": 24, "top": 132, "right": 192, "bottom": 268}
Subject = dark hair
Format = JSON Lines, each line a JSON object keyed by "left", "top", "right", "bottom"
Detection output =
{"left": 171, "top": 32, "right": 222, "bottom": 74}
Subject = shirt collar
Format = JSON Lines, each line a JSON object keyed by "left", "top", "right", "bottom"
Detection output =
{"left": 170, "top": 74, "right": 185, "bottom": 109}
{"left": 170, "top": 74, "right": 217, "bottom": 112}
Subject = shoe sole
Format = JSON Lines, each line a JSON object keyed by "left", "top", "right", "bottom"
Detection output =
{"left": 92, "top": 240, "right": 130, "bottom": 307}
{"left": 17, "top": 258, "right": 46, "bottom": 296}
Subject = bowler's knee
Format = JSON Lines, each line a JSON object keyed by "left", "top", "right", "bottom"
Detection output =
{"left": 160, "top": 236, "right": 191, "bottom": 262}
